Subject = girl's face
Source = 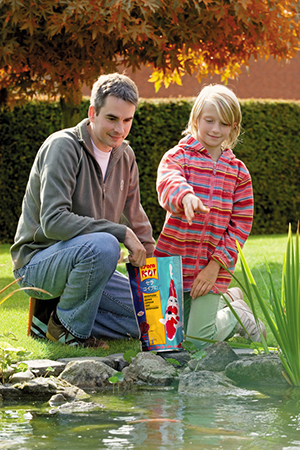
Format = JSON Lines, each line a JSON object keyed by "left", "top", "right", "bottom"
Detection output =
{"left": 196, "top": 102, "right": 235, "bottom": 158}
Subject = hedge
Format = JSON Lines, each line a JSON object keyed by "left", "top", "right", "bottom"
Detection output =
{"left": 1, "top": 98, "right": 300, "bottom": 243}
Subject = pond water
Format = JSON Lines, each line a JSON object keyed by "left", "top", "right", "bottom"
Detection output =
{"left": 1, "top": 385, "right": 300, "bottom": 450}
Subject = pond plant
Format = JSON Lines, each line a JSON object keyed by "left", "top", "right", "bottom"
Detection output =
{"left": 185, "top": 225, "right": 300, "bottom": 387}
{"left": 0, "top": 278, "right": 50, "bottom": 383}
{"left": 234, "top": 224, "right": 300, "bottom": 386}
{"left": 181, "top": 341, "right": 207, "bottom": 370}
{"left": 108, "top": 371, "right": 125, "bottom": 393}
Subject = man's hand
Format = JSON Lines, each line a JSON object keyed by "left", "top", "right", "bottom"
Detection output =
{"left": 124, "top": 227, "right": 147, "bottom": 267}
{"left": 182, "top": 193, "right": 209, "bottom": 225}
{"left": 191, "top": 260, "right": 220, "bottom": 299}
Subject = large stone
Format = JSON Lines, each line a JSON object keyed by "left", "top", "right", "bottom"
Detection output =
{"left": 23, "top": 359, "right": 66, "bottom": 377}
{"left": 0, "top": 343, "right": 295, "bottom": 402}
{"left": 50, "top": 400, "right": 102, "bottom": 415}
{"left": 58, "top": 354, "right": 129, "bottom": 372}
{"left": 158, "top": 350, "right": 191, "bottom": 368}
{"left": 58, "top": 360, "right": 117, "bottom": 389}
{"left": 123, "top": 352, "right": 177, "bottom": 386}
{"left": 178, "top": 370, "right": 260, "bottom": 397}
{"left": 9, "top": 370, "right": 35, "bottom": 383}
{"left": 0, "top": 383, "right": 22, "bottom": 400}
{"left": 187, "top": 341, "right": 239, "bottom": 372}
{"left": 12, "top": 377, "right": 88, "bottom": 400}
{"left": 49, "top": 393, "right": 68, "bottom": 406}
{"left": 225, "top": 354, "right": 290, "bottom": 386}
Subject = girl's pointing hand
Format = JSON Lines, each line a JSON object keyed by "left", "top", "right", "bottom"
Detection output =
{"left": 182, "top": 193, "right": 209, "bottom": 225}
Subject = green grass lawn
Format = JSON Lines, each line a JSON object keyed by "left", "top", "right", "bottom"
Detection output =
{"left": 0, "top": 235, "right": 288, "bottom": 360}
{"left": 0, "top": 243, "right": 140, "bottom": 360}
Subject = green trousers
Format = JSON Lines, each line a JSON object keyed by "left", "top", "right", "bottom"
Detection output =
{"left": 184, "top": 291, "right": 238, "bottom": 349}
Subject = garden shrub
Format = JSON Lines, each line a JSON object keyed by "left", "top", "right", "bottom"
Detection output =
{"left": 0, "top": 98, "right": 299, "bottom": 243}
{"left": 235, "top": 101, "right": 300, "bottom": 235}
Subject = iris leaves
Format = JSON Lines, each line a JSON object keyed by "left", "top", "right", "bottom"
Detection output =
{"left": 236, "top": 225, "right": 300, "bottom": 386}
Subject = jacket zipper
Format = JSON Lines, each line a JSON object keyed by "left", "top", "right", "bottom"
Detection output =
{"left": 193, "top": 160, "right": 217, "bottom": 279}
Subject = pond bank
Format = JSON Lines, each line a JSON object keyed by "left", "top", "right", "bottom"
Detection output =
{"left": 0, "top": 341, "right": 290, "bottom": 408}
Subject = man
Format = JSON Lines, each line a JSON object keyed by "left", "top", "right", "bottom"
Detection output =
{"left": 11, "top": 73, "right": 155, "bottom": 348}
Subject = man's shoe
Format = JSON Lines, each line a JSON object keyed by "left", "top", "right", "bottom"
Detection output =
{"left": 46, "top": 311, "right": 109, "bottom": 349}
{"left": 28, "top": 297, "right": 60, "bottom": 339}
{"left": 231, "top": 299, "right": 267, "bottom": 342}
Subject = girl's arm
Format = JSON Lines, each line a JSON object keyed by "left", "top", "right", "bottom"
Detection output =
{"left": 157, "top": 147, "right": 195, "bottom": 214}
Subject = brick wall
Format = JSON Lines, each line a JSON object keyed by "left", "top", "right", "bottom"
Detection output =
{"left": 83, "top": 53, "right": 300, "bottom": 101}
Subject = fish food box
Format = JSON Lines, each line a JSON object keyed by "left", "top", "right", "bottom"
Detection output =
{"left": 127, "top": 256, "right": 183, "bottom": 352}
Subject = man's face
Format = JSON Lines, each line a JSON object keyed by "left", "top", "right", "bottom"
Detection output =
{"left": 88, "top": 95, "right": 136, "bottom": 152}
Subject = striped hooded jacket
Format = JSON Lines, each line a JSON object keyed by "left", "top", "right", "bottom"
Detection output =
{"left": 154, "top": 134, "right": 253, "bottom": 293}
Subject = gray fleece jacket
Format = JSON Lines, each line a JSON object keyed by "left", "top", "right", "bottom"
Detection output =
{"left": 11, "top": 118, "right": 155, "bottom": 270}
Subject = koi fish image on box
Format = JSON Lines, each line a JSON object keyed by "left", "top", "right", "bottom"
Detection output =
{"left": 159, "top": 264, "right": 182, "bottom": 341}
{"left": 127, "top": 255, "right": 183, "bottom": 352}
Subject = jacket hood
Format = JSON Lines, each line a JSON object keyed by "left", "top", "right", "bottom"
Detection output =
{"left": 179, "top": 134, "right": 236, "bottom": 161}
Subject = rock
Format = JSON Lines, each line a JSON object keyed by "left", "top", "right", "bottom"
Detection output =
{"left": 9, "top": 370, "right": 35, "bottom": 383}
{"left": 99, "top": 353, "right": 130, "bottom": 371}
{"left": 0, "top": 383, "right": 23, "bottom": 399}
{"left": 178, "top": 370, "right": 260, "bottom": 397}
{"left": 0, "top": 343, "right": 293, "bottom": 401}
{"left": 23, "top": 359, "right": 66, "bottom": 377}
{"left": 12, "top": 377, "right": 89, "bottom": 400}
{"left": 15, "top": 377, "right": 57, "bottom": 395}
{"left": 58, "top": 360, "right": 117, "bottom": 389}
{"left": 225, "top": 354, "right": 290, "bottom": 386}
{"left": 58, "top": 356, "right": 116, "bottom": 368}
{"left": 49, "top": 393, "right": 68, "bottom": 406}
{"left": 58, "top": 354, "right": 129, "bottom": 372}
{"left": 111, "top": 354, "right": 131, "bottom": 372}
{"left": 158, "top": 350, "right": 191, "bottom": 368}
{"left": 50, "top": 400, "right": 102, "bottom": 415}
{"left": 123, "top": 352, "right": 177, "bottom": 386}
{"left": 187, "top": 341, "right": 239, "bottom": 372}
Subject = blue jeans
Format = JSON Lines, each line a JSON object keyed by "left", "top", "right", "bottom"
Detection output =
{"left": 13, "top": 233, "right": 139, "bottom": 340}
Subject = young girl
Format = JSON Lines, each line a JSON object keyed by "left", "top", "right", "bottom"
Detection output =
{"left": 154, "top": 84, "right": 265, "bottom": 348}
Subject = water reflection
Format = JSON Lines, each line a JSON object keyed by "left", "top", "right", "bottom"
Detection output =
{"left": 0, "top": 387, "right": 300, "bottom": 449}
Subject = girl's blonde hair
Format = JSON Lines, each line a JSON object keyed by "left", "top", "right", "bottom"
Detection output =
{"left": 183, "top": 84, "right": 242, "bottom": 149}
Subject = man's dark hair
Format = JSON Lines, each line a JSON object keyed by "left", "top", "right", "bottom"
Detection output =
{"left": 90, "top": 73, "right": 139, "bottom": 115}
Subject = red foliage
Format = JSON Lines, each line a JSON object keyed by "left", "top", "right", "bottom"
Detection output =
{"left": 1, "top": 0, "right": 299, "bottom": 104}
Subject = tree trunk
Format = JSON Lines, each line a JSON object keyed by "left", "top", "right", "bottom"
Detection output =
{"left": 59, "top": 93, "right": 82, "bottom": 128}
